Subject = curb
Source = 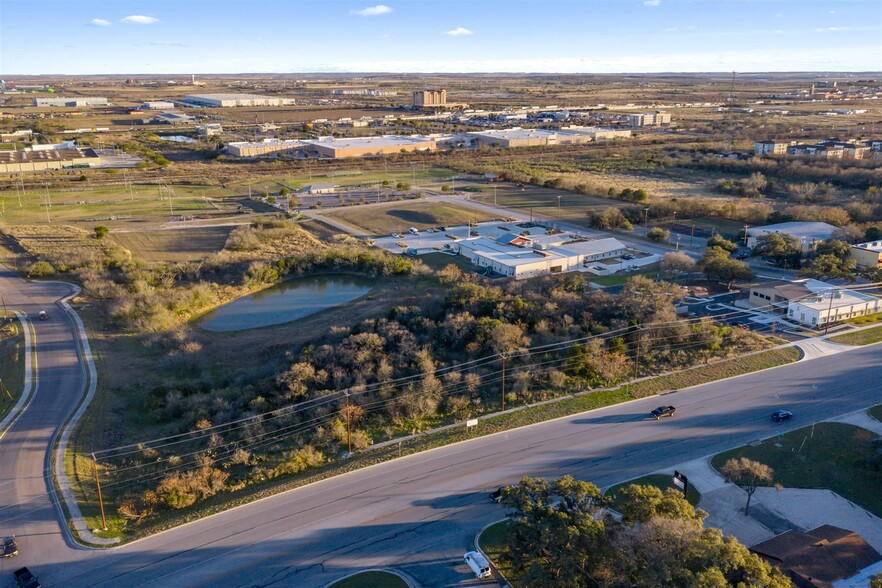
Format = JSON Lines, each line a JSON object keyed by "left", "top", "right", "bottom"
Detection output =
{"left": 49, "top": 283, "right": 119, "bottom": 546}
{"left": 322, "top": 568, "right": 417, "bottom": 588}
{"left": 475, "top": 519, "right": 511, "bottom": 587}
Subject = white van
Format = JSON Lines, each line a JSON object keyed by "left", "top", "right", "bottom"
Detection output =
{"left": 464, "top": 550, "right": 491, "bottom": 579}
{"left": 408, "top": 227, "right": 419, "bottom": 235}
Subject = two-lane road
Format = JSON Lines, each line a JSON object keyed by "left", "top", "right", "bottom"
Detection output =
{"left": 1, "top": 265, "right": 880, "bottom": 587}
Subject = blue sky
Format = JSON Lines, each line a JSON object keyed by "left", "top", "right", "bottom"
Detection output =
{"left": 1, "top": 0, "right": 880, "bottom": 74}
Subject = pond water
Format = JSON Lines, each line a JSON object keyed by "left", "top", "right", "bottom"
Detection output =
{"left": 160, "top": 135, "right": 198, "bottom": 143}
{"left": 198, "top": 275, "right": 374, "bottom": 332}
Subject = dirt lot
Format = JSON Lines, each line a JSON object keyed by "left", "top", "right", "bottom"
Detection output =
{"left": 110, "top": 226, "right": 234, "bottom": 263}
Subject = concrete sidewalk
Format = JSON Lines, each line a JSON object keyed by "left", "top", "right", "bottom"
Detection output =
{"left": 830, "top": 408, "right": 882, "bottom": 436}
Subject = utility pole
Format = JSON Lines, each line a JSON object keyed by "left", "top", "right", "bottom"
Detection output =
{"left": 633, "top": 326, "right": 642, "bottom": 380}
{"left": 743, "top": 225, "right": 750, "bottom": 248}
{"left": 92, "top": 453, "right": 108, "bottom": 531}
{"left": 500, "top": 353, "right": 509, "bottom": 411}
{"left": 344, "top": 390, "right": 352, "bottom": 455}
{"left": 494, "top": 184, "right": 497, "bottom": 206}
{"left": 824, "top": 289, "right": 836, "bottom": 335}
{"left": 643, "top": 207, "right": 649, "bottom": 231}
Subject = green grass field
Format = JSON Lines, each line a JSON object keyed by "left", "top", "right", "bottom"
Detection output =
{"left": 327, "top": 571, "right": 409, "bottom": 588}
{"left": 711, "top": 423, "right": 882, "bottom": 517}
{"left": 604, "top": 473, "right": 701, "bottom": 509}
{"left": 326, "top": 201, "right": 497, "bottom": 235}
{"left": 478, "top": 520, "right": 515, "bottom": 582}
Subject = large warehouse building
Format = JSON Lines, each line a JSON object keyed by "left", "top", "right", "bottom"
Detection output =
{"left": 183, "top": 93, "right": 296, "bottom": 107}
{"left": 32, "top": 97, "right": 108, "bottom": 107}
{"left": 304, "top": 135, "right": 437, "bottom": 158}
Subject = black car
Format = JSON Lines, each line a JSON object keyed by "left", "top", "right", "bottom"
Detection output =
{"left": 650, "top": 406, "right": 676, "bottom": 420}
{"left": 490, "top": 487, "right": 504, "bottom": 503}
{"left": 771, "top": 410, "right": 793, "bottom": 422}
{"left": 2, "top": 536, "right": 17, "bottom": 558}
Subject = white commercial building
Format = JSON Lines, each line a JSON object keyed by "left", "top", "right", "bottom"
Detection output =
{"left": 457, "top": 234, "right": 625, "bottom": 279}
{"left": 139, "top": 101, "right": 175, "bottom": 110}
{"left": 787, "top": 284, "right": 882, "bottom": 328}
{"left": 628, "top": 111, "right": 671, "bottom": 127}
{"left": 183, "top": 93, "right": 296, "bottom": 107}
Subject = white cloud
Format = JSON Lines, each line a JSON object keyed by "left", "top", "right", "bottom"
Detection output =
{"left": 814, "top": 26, "right": 852, "bottom": 32}
{"left": 444, "top": 27, "right": 473, "bottom": 36}
{"left": 643, "top": 0, "right": 661, "bottom": 6}
{"left": 90, "top": 18, "right": 111, "bottom": 27}
{"left": 350, "top": 5, "right": 392, "bottom": 16}
{"left": 121, "top": 15, "right": 158, "bottom": 25}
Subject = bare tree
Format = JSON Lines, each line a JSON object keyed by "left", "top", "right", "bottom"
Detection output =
{"left": 721, "top": 457, "right": 773, "bottom": 515}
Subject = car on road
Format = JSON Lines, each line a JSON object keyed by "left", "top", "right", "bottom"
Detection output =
{"left": 650, "top": 406, "right": 676, "bottom": 419}
{"left": 13, "top": 567, "right": 40, "bottom": 588}
{"left": 464, "top": 551, "right": 492, "bottom": 579}
{"left": 771, "top": 410, "right": 793, "bottom": 422}
{"left": 735, "top": 252, "right": 749, "bottom": 260}
{"left": 489, "top": 487, "right": 504, "bottom": 503}
{"left": 2, "top": 536, "right": 18, "bottom": 558}
{"left": 38, "top": 311, "right": 48, "bottom": 321}
{"left": 622, "top": 253, "right": 636, "bottom": 260}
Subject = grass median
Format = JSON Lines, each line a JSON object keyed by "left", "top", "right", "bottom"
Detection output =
{"left": 829, "top": 325, "right": 882, "bottom": 346}
{"left": 0, "top": 320, "right": 25, "bottom": 424}
{"left": 328, "top": 571, "right": 409, "bottom": 588}
{"left": 84, "top": 344, "right": 801, "bottom": 543}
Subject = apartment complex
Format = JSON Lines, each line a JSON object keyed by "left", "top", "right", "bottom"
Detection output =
{"left": 412, "top": 89, "right": 447, "bottom": 108}
{"left": 627, "top": 111, "right": 671, "bottom": 127}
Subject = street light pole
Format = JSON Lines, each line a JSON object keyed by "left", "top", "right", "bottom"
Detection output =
{"left": 500, "top": 353, "right": 509, "bottom": 411}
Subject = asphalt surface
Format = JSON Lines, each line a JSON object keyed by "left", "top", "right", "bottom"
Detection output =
{"left": 0, "top": 270, "right": 84, "bottom": 577}
{"left": 1, "top": 267, "right": 881, "bottom": 587}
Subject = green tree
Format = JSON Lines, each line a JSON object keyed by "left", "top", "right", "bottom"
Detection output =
{"left": 616, "top": 484, "right": 705, "bottom": 525}
{"left": 707, "top": 234, "right": 738, "bottom": 253}
{"left": 799, "top": 254, "right": 856, "bottom": 281}
{"left": 659, "top": 251, "right": 696, "bottom": 278}
{"left": 720, "top": 458, "right": 773, "bottom": 515}
{"left": 701, "top": 248, "right": 754, "bottom": 290}
{"left": 93, "top": 225, "right": 110, "bottom": 240}
{"left": 870, "top": 572, "right": 882, "bottom": 588}
{"left": 753, "top": 232, "right": 802, "bottom": 268}
{"left": 647, "top": 227, "right": 670, "bottom": 242}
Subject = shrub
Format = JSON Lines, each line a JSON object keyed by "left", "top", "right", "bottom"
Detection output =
{"left": 27, "top": 261, "right": 56, "bottom": 278}
{"left": 647, "top": 227, "right": 670, "bottom": 242}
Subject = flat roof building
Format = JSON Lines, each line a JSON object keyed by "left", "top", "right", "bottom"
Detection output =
{"left": 849, "top": 240, "right": 882, "bottom": 268}
{"left": 140, "top": 101, "right": 175, "bottom": 110}
{"left": 183, "top": 93, "right": 296, "bottom": 107}
{"left": 32, "top": 97, "right": 108, "bottom": 107}
{"left": 748, "top": 278, "right": 881, "bottom": 328}
{"left": 413, "top": 89, "right": 447, "bottom": 108}
{"left": 628, "top": 111, "right": 671, "bottom": 127}
{"left": 226, "top": 138, "right": 303, "bottom": 157}
{"left": 304, "top": 135, "right": 436, "bottom": 159}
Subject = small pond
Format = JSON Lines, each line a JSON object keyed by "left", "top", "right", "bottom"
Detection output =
{"left": 198, "top": 275, "right": 374, "bottom": 332}
{"left": 160, "top": 135, "right": 198, "bottom": 143}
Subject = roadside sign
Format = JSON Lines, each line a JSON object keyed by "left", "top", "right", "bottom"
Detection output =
{"left": 673, "top": 470, "right": 688, "bottom": 494}
{"left": 466, "top": 419, "right": 478, "bottom": 428}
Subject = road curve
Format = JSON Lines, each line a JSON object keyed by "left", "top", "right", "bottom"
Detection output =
{"left": 1, "top": 264, "right": 881, "bottom": 587}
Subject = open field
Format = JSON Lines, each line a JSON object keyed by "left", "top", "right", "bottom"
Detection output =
{"left": 325, "top": 201, "right": 497, "bottom": 235}
{"left": 605, "top": 473, "right": 701, "bottom": 509}
{"left": 110, "top": 226, "right": 234, "bottom": 262}
{"left": 711, "top": 423, "right": 882, "bottom": 517}
{"left": 468, "top": 183, "right": 627, "bottom": 227}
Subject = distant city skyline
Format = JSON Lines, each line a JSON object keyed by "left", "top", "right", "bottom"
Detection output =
{"left": 1, "top": 0, "right": 880, "bottom": 75}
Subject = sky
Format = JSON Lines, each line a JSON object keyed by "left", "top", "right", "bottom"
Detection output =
{"left": 1, "top": 0, "right": 880, "bottom": 75}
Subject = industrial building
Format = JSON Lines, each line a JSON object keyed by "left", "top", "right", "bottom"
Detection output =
{"left": 32, "top": 97, "right": 108, "bottom": 107}
{"left": 197, "top": 123, "right": 223, "bottom": 137}
{"left": 225, "top": 138, "right": 303, "bottom": 157}
{"left": 470, "top": 126, "right": 630, "bottom": 148}
{"left": 183, "top": 93, "right": 296, "bottom": 107}
{"left": 139, "top": 101, "right": 176, "bottom": 110}
{"left": 149, "top": 111, "right": 196, "bottom": 125}
{"left": 0, "top": 147, "right": 141, "bottom": 173}
{"left": 304, "top": 135, "right": 436, "bottom": 158}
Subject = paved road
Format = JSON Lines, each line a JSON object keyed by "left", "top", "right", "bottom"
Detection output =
{"left": 0, "top": 270, "right": 85, "bottom": 578}
{"left": 1, "top": 265, "right": 881, "bottom": 587}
